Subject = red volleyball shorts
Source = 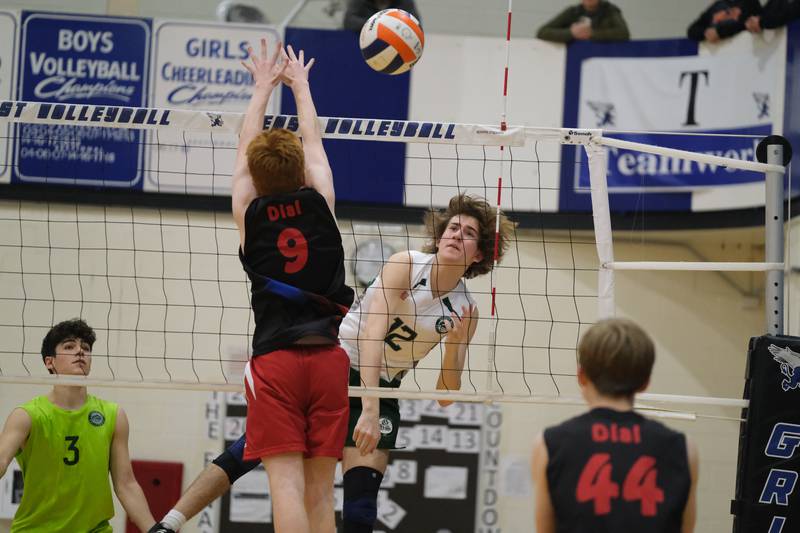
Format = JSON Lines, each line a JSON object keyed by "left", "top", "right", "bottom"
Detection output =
{"left": 243, "top": 345, "right": 350, "bottom": 461}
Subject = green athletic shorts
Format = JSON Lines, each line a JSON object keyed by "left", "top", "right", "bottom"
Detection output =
{"left": 346, "top": 367, "right": 402, "bottom": 450}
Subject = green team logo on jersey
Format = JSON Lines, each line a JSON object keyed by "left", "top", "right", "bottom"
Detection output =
{"left": 88, "top": 411, "right": 105, "bottom": 427}
{"left": 435, "top": 316, "right": 454, "bottom": 334}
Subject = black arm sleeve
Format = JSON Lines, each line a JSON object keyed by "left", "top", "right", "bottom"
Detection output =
{"left": 687, "top": 6, "right": 713, "bottom": 41}
{"left": 343, "top": 0, "right": 372, "bottom": 32}
{"left": 761, "top": 0, "right": 800, "bottom": 28}
{"left": 742, "top": 0, "right": 764, "bottom": 17}
{"left": 715, "top": 18, "right": 745, "bottom": 37}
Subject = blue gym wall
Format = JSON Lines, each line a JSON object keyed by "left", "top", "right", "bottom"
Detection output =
{"left": 280, "top": 27, "right": 409, "bottom": 206}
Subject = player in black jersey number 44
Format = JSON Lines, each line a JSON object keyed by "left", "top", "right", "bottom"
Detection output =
{"left": 531, "top": 318, "right": 699, "bottom": 533}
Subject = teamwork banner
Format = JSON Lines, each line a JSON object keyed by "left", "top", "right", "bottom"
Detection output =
{"left": 577, "top": 53, "right": 778, "bottom": 191}
{"left": 733, "top": 335, "right": 800, "bottom": 532}
{"left": 14, "top": 11, "right": 150, "bottom": 187}
{"left": 786, "top": 21, "right": 800, "bottom": 199}
{"left": 560, "top": 34, "right": 785, "bottom": 212}
{"left": 146, "top": 20, "right": 280, "bottom": 194}
{"left": 0, "top": 11, "right": 17, "bottom": 184}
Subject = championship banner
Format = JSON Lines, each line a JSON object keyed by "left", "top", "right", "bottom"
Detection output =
{"left": 151, "top": 21, "right": 280, "bottom": 112}
{"left": 0, "top": 11, "right": 17, "bottom": 184}
{"left": 732, "top": 335, "right": 800, "bottom": 532}
{"left": 146, "top": 20, "right": 280, "bottom": 194}
{"left": 14, "top": 11, "right": 150, "bottom": 187}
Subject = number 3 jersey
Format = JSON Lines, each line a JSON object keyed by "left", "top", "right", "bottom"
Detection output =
{"left": 240, "top": 188, "right": 354, "bottom": 356}
{"left": 339, "top": 251, "right": 476, "bottom": 381}
{"left": 544, "top": 407, "right": 691, "bottom": 533}
{"left": 13, "top": 395, "right": 118, "bottom": 533}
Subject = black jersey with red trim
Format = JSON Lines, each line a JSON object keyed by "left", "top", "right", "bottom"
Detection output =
{"left": 544, "top": 408, "right": 691, "bottom": 533}
{"left": 239, "top": 188, "right": 354, "bottom": 355}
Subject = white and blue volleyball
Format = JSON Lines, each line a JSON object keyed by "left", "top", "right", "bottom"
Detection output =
{"left": 359, "top": 9, "right": 424, "bottom": 75}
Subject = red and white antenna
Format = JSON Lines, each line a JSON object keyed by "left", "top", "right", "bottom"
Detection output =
{"left": 486, "top": 0, "right": 513, "bottom": 391}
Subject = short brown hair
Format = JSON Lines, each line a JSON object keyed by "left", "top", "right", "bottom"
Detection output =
{"left": 246, "top": 129, "right": 304, "bottom": 196}
{"left": 578, "top": 318, "right": 655, "bottom": 398}
{"left": 421, "top": 194, "right": 515, "bottom": 279}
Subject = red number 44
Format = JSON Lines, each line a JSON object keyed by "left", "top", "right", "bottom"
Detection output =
{"left": 576, "top": 453, "right": 664, "bottom": 517}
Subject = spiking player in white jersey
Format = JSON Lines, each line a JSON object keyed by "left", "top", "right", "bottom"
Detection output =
{"left": 340, "top": 193, "right": 515, "bottom": 533}
{"left": 340, "top": 248, "right": 477, "bottom": 382}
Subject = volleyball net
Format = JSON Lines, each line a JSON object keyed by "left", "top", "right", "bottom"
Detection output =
{"left": 0, "top": 101, "right": 786, "bottom": 411}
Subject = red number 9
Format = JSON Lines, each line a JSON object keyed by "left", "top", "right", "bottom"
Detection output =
{"left": 277, "top": 227, "right": 308, "bottom": 274}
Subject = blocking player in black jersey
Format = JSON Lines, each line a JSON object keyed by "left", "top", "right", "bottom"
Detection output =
{"left": 531, "top": 318, "right": 698, "bottom": 533}
{"left": 151, "top": 43, "right": 353, "bottom": 533}
{"left": 153, "top": 40, "right": 353, "bottom": 533}
{"left": 237, "top": 42, "right": 354, "bottom": 533}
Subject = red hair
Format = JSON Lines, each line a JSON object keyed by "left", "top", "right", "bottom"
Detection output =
{"left": 246, "top": 129, "right": 304, "bottom": 196}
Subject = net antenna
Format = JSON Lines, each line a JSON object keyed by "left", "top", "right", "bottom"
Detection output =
{"left": 484, "top": 0, "right": 515, "bottom": 393}
{"left": 0, "top": 101, "right": 787, "bottom": 415}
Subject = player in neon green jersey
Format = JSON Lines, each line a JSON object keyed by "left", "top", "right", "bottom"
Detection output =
{"left": 0, "top": 318, "right": 155, "bottom": 532}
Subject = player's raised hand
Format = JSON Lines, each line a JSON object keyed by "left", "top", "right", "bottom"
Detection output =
{"left": 241, "top": 37, "right": 285, "bottom": 89}
{"left": 280, "top": 45, "right": 315, "bottom": 88}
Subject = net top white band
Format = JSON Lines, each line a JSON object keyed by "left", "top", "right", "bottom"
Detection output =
{"left": 0, "top": 100, "right": 527, "bottom": 146}
{"left": 0, "top": 376, "right": 747, "bottom": 411}
{"left": 0, "top": 100, "right": 785, "bottom": 174}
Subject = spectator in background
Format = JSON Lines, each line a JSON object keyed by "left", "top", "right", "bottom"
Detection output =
{"left": 343, "top": 0, "right": 421, "bottom": 32}
{"left": 687, "top": 0, "right": 762, "bottom": 42}
{"left": 536, "top": 0, "right": 630, "bottom": 44}
{"left": 745, "top": 0, "right": 800, "bottom": 33}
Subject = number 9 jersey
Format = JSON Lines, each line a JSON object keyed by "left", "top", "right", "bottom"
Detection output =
{"left": 240, "top": 188, "right": 354, "bottom": 356}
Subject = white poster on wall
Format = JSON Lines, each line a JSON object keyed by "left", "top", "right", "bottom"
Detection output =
{"left": 0, "top": 11, "right": 18, "bottom": 184}
{"left": 579, "top": 53, "right": 778, "bottom": 133}
{"left": 146, "top": 20, "right": 281, "bottom": 195}
{"left": 229, "top": 467, "right": 271, "bottom": 523}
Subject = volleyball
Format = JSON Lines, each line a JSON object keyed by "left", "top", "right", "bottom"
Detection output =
{"left": 359, "top": 9, "right": 424, "bottom": 75}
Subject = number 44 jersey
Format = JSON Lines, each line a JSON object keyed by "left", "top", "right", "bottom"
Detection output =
{"left": 240, "top": 189, "right": 354, "bottom": 356}
{"left": 544, "top": 407, "right": 691, "bottom": 533}
{"left": 339, "top": 251, "right": 476, "bottom": 381}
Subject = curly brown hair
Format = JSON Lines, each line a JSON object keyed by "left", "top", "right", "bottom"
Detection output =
{"left": 246, "top": 129, "right": 304, "bottom": 196}
{"left": 422, "top": 194, "right": 515, "bottom": 279}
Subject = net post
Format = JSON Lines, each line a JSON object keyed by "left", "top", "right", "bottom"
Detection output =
{"left": 585, "top": 140, "right": 616, "bottom": 319}
{"left": 765, "top": 144, "right": 785, "bottom": 335}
